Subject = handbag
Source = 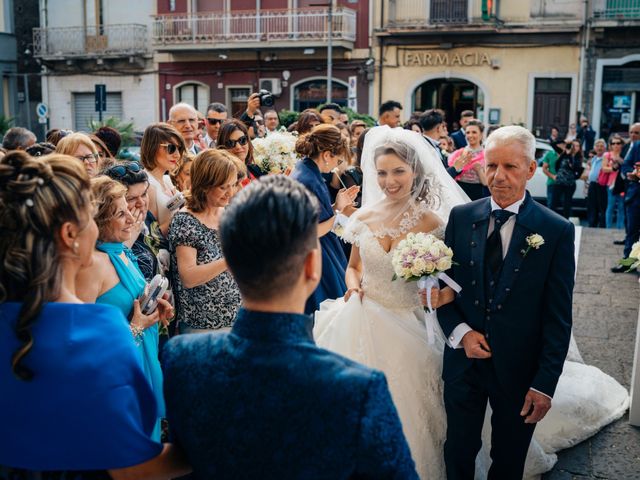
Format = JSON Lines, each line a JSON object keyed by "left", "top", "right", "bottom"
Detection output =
{"left": 611, "top": 170, "right": 626, "bottom": 195}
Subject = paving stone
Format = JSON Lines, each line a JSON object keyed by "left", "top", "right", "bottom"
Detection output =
{"left": 551, "top": 439, "right": 591, "bottom": 476}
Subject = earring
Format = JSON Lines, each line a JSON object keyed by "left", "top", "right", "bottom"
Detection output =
{"left": 72, "top": 241, "right": 79, "bottom": 255}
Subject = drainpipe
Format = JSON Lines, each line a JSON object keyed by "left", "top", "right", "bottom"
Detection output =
{"left": 377, "top": 0, "right": 384, "bottom": 111}
{"left": 577, "top": 0, "right": 591, "bottom": 123}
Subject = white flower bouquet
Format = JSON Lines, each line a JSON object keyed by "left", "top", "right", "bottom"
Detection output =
{"left": 391, "top": 232, "right": 461, "bottom": 343}
{"left": 619, "top": 241, "right": 640, "bottom": 271}
{"left": 252, "top": 128, "right": 299, "bottom": 174}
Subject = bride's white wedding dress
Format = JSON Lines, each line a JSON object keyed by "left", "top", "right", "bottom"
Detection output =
{"left": 314, "top": 219, "right": 629, "bottom": 479}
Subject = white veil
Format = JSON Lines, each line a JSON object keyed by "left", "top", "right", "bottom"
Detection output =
{"left": 354, "top": 126, "right": 470, "bottom": 238}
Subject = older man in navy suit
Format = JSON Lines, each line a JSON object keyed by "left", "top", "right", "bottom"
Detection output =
{"left": 163, "top": 176, "right": 417, "bottom": 479}
{"left": 438, "top": 125, "right": 575, "bottom": 479}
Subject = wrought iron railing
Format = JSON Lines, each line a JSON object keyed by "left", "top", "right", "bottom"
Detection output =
{"left": 151, "top": 7, "right": 357, "bottom": 45}
{"left": 593, "top": 0, "right": 640, "bottom": 19}
{"left": 386, "top": 0, "right": 468, "bottom": 27}
{"left": 33, "top": 24, "right": 149, "bottom": 58}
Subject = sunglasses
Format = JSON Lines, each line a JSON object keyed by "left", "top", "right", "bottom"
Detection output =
{"left": 224, "top": 135, "right": 249, "bottom": 149}
{"left": 610, "top": 141, "right": 622, "bottom": 145}
{"left": 207, "top": 118, "right": 224, "bottom": 126}
{"left": 160, "top": 143, "right": 180, "bottom": 155}
{"left": 106, "top": 162, "right": 142, "bottom": 179}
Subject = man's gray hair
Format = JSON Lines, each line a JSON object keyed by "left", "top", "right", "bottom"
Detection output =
{"left": 485, "top": 125, "right": 536, "bottom": 162}
{"left": 168, "top": 102, "right": 197, "bottom": 121}
{"left": 2, "top": 127, "right": 36, "bottom": 151}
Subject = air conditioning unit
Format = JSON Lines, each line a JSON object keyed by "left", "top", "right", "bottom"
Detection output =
{"left": 259, "top": 78, "right": 282, "bottom": 96}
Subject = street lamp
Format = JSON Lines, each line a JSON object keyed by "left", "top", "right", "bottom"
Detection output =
{"left": 310, "top": 1, "right": 334, "bottom": 104}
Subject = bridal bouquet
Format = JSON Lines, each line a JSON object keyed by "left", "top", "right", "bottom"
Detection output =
{"left": 618, "top": 241, "right": 640, "bottom": 271}
{"left": 391, "top": 233, "right": 461, "bottom": 343}
{"left": 252, "top": 128, "right": 299, "bottom": 174}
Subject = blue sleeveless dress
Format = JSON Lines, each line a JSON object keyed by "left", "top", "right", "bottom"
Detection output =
{"left": 95, "top": 242, "right": 165, "bottom": 441}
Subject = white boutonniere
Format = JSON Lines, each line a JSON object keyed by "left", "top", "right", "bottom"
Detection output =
{"left": 521, "top": 233, "right": 545, "bottom": 257}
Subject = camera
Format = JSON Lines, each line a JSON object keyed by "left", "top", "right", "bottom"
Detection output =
{"left": 257, "top": 89, "right": 274, "bottom": 108}
{"left": 139, "top": 274, "right": 169, "bottom": 315}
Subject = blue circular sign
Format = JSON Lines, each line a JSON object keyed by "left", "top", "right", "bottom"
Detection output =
{"left": 36, "top": 102, "right": 48, "bottom": 118}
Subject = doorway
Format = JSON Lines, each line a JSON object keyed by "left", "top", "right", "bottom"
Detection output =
{"left": 412, "top": 77, "right": 484, "bottom": 130}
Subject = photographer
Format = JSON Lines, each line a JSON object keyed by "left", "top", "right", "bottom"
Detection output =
{"left": 239, "top": 91, "right": 273, "bottom": 138}
{"left": 553, "top": 139, "right": 585, "bottom": 219}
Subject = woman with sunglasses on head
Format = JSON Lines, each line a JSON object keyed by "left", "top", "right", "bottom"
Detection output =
{"left": 140, "top": 123, "right": 187, "bottom": 238}
{"left": 216, "top": 119, "right": 263, "bottom": 185}
{"left": 168, "top": 150, "right": 242, "bottom": 333}
{"left": 292, "top": 124, "right": 360, "bottom": 314}
{"left": 0, "top": 152, "right": 189, "bottom": 479}
{"left": 76, "top": 176, "right": 174, "bottom": 443}
{"left": 601, "top": 134, "right": 626, "bottom": 229}
{"left": 56, "top": 132, "right": 102, "bottom": 177}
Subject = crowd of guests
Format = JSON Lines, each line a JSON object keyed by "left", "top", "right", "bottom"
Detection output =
{"left": 1, "top": 92, "right": 639, "bottom": 477}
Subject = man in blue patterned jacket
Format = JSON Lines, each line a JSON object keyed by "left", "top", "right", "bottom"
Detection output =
{"left": 162, "top": 175, "right": 417, "bottom": 479}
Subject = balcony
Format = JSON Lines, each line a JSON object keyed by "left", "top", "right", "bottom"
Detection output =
{"left": 385, "top": 0, "right": 469, "bottom": 28}
{"left": 151, "top": 7, "right": 357, "bottom": 51}
{"left": 33, "top": 24, "right": 149, "bottom": 60}
{"left": 593, "top": 0, "right": 640, "bottom": 21}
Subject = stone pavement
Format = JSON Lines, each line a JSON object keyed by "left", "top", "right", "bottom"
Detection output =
{"left": 543, "top": 227, "right": 640, "bottom": 480}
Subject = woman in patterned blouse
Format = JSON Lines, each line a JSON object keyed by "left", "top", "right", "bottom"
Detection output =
{"left": 169, "top": 149, "right": 242, "bottom": 333}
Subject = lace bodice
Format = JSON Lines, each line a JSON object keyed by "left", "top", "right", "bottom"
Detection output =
{"left": 343, "top": 220, "right": 445, "bottom": 310}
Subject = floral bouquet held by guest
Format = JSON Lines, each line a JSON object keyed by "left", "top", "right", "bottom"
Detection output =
{"left": 391, "top": 232, "right": 461, "bottom": 342}
{"left": 252, "top": 129, "right": 299, "bottom": 174}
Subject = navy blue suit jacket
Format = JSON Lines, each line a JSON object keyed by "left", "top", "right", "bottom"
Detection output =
{"left": 622, "top": 140, "right": 640, "bottom": 204}
{"left": 163, "top": 308, "right": 417, "bottom": 480}
{"left": 438, "top": 193, "right": 574, "bottom": 398}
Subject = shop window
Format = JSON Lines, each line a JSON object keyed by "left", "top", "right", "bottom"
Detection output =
{"left": 175, "top": 82, "right": 210, "bottom": 112}
{"left": 293, "top": 79, "right": 348, "bottom": 112}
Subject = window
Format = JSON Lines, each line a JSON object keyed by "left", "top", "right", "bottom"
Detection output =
{"left": 430, "top": 0, "right": 468, "bottom": 24}
{"left": 293, "top": 79, "right": 348, "bottom": 112}
{"left": 176, "top": 82, "right": 210, "bottom": 112}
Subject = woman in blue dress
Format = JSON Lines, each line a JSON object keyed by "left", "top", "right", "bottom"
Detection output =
{"left": 292, "top": 124, "right": 360, "bottom": 314}
{"left": 0, "top": 152, "right": 188, "bottom": 478}
{"left": 77, "top": 176, "right": 174, "bottom": 442}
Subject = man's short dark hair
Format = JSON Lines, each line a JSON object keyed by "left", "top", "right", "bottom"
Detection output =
{"left": 2, "top": 127, "right": 36, "bottom": 151}
{"left": 220, "top": 175, "right": 319, "bottom": 300}
{"left": 207, "top": 102, "right": 228, "bottom": 114}
{"left": 319, "top": 103, "right": 343, "bottom": 114}
{"left": 379, "top": 100, "right": 402, "bottom": 117}
{"left": 460, "top": 110, "right": 474, "bottom": 119}
{"left": 419, "top": 109, "right": 445, "bottom": 132}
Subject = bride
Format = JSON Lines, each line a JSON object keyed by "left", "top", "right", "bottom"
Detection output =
{"left": 313, "top": 126, "right": 629, "bottom": 479}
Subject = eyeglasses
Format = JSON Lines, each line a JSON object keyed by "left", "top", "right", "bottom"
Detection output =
{"left": 224, "top": 135, "right": 249, "bottom": 149}
{"left": 207, "top": 118, "right": 224, "bottom": 126}
{"left": 76, "top": 152, "right": 100, "bottom": 164}
{"left": 106, "top": 162, "right": 142, "bottom": 179}
{"left": 610, "top": 141, "right": 622, "bottom": 145}
{"left": 160, "top": 143, "right": 180, "bottom": 155}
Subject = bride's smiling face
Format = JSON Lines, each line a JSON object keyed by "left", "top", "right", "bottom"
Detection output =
{"left": 376, "top": 152, "right": 415, "bottom": 200}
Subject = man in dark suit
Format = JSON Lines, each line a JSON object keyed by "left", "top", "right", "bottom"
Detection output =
{"left": 162, "top": 176, "right": 417, "bottom": 479}
{"left": 420, "top": 108, "right": 468, "bottom": 178}
{"left": 438, "top": 125, "right": 575, "bottom": 479}
{"left": 451, "top": 110, "right": 474, "bottom": 149}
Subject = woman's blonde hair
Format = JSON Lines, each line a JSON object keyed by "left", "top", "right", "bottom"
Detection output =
{"left": 91, "top": 176, "right": 128, "bottom": 240}
{"left": 186, "top": 149, "right": 238, "bottom": 213}
{"left": 55, "top": 132, "right": 98, "bottom": 157}
{"left": 0, "top": 152, "right": 93, "bottom": 380}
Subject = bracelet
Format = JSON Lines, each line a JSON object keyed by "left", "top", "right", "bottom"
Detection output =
{"left": 130, "top": 323, "right": 144, "bottom": 344}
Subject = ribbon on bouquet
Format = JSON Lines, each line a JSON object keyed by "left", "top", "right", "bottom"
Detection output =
{"left": 417, "top": 273, "right": 462, "bottom": 344}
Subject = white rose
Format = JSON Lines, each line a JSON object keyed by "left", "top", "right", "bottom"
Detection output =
{"left": 436, "top": 257, "right": 452, "bottom": 271}
{"left": 429, "top": 245, "right": 441, "bottom": 257}
{"left": 424, "top": 260, "right": 436, "bottom": 274}
{"left": 631, "top": 241, "right": 640, "bottom": 259}
{"left": 527, "top": 234, "right": 545, "bottom": 249}
{"left": 413, "top": 258, "right": 427, "bottom": 273}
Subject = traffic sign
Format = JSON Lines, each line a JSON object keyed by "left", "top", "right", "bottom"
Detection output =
{"left": 36, "top": 102, "right": 48, "bottom": 118}
{"left": 95, "top": 84, "right": 107, "bottom": 113}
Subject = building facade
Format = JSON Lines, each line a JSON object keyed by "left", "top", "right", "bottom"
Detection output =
{"left": 585, "top": 2, "right": 640, "bottom": 140}
{"left": 34, "top": 0, "right": 156, "bottom": 132}
{"left": 373, "top": 0, "right": 584, "bottom": 138}
{"left": 0, "top": 0, "right": 18, "bottom": 125}
{"left": 152, "top": 0, "right": 373, "bottom": 119}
